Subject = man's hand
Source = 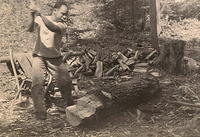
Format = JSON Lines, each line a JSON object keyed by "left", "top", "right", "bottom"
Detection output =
{"left": 27, "top": 0, "right": 40, "bottom": 32}
{"left": 29, "top": 0, "right": 41, "bottom": 16}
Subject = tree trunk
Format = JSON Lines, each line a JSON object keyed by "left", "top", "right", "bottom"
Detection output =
{"left": 156, "top": 39, "right": 185, "bottom": 74}
{"left": 132, "top": 0, "right": 135, "bottom": 31}
{"left": 65, "top": 74, "right": 160, "bottom": 126}
{"left": 150, "top": 0, "right": 160, "bottom": 51}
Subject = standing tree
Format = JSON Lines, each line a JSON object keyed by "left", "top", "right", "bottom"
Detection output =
{"left": 150, "top": 0, "right": 161, "bottom": 51}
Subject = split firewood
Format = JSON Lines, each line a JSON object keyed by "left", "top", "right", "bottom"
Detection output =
{"left": 72, "top": 79, "right": 79, "bottom": 96}
{"left": 62, "top": 51, "right": 85, "bottom": 62}
{"left": 105, "top": 65, "right": 119, "bottom": 76}
{"left": 135, "top": 63, "right": 148, "bottom": 67}
{"left": 86, "top": 49, "right": 97, "bottom": 58}
{"left": 134, "top": 50, "right": 139, "bottom": 60}
{"left": 117, "top": 52, "right": 128, "bottom": 62}
{"left": 145, "top": 50, "right": 157, "bottom": 60}
{"left": 95, "top": 61, "right": 103, "bottom": 78}
{"left": 125, "top": 57, "right": 136, "bottom": 66}
{"left": 125, "top": 48, "right": 135, "bottom": 57}
{"left": 95, "top": 76, "right": 115, "bottom": 80}
{"left": 118, "top": 59, "right": 130, "bottom": 70}
{"left": 82, "top": 54, "right": 92, "bottom": 71}
{"left": 133, "top": 67, "right": 148, "bottom": 73}
{"left": 74, "top": 64, "right": 85, "bottom": 75}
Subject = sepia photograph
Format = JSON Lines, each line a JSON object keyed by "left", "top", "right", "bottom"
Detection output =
{"left": 0, "top": 0, "right": 200, "bottom": 136}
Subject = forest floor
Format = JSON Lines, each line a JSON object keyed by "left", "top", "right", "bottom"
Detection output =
{"left": 2, "top": 1, "right": 200, "bottom": 137}
{"left": 1, "top": 52, "right": 200, "bottom": 137}
{"left": 1, "top": 30, "right": 200, "bottom": 137}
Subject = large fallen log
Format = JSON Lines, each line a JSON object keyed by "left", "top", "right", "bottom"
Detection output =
{"left": 65, "top": 73, "right": 160, "bottom": 126}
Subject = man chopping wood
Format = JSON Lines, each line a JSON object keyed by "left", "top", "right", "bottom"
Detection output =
{"left": 28, "top": 1, "right": 73, "bottom": 120}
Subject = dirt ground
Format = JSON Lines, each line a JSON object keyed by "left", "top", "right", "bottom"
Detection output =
{"left": 1, "top": 52, "right": 200, "bottom": 137}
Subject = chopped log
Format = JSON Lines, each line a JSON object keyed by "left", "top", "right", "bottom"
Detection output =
{"left": 74, "top": 64, "right": 85, "bottom": 75}
{"left": 133, "top": 67, "right": 148, "bottom": 73}
{"left": 135, "top": 63, "right": 148, "bottom": 67}
{"left": 95, "top": 61, "right": 103, "bottom": 78}
{"left": 118, "top": 59, "right": 130, "bottom": 70}
{"left": 134, "top": 50, "right": 139, "bottom": 60}
{"left": 115, "top": 52, "right": 130, "bottom": 70}
{"left": 117, "top": 52, "right": 128, "bottom": 62}
{"left": 82, "top": 54, "right": 92, "bottom": 71}
{"left": 105, "top": 65, "right": 119, "bottom": 76}
{"left": 125, "top": 57, "right": 135, "bottom": 66}
{"left": 145, "top": 50, "right": 157, "bottom": 60}
{"left": 62, "top": 51, "right": 85, "bottom": 62}
{"left": 66, "top": 74, "right": 160, "bottom": 126}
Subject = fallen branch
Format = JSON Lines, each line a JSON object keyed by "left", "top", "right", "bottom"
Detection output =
{"left": 166, "top": 100, "right": 200, "bottom": 108}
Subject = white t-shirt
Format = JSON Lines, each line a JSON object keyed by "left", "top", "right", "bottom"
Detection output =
{"left": 33, "top": 16, "right": 67, "bottom": 58}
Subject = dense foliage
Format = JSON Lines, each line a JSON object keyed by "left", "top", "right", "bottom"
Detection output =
{"left": 161, "top": 0, "right": 200, "bottom": 20}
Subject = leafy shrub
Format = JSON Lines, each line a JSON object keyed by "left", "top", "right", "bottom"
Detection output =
{"left": 162, "top": 0, "right": 200, "bottom": 20}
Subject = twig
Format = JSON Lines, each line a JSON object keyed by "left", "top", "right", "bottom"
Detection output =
{"left": 187, "top": 87, "right": 200, "bottom": 101}
{"left": 166, "top": 99, "right": 200, "bottom": 109}
{"left": 49, "top": 128, "right": 62, "bottom": 135}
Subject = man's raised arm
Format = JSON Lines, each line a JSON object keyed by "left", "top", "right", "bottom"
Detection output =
{"left": 40, "top": 15, "right": 63, "bottom": 34}
{"left": 27, "top": 12, "right": 36, "bottom": 32}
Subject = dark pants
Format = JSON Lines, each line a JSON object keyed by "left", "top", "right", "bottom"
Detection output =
{"left": 31, "top": 56, "right": 72, "bottom": 116}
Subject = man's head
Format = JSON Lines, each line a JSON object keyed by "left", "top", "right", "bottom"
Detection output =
{"left": 52, "top": 2, "right": 68, "bottom": 21}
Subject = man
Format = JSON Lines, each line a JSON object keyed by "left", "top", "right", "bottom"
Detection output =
{"left": 28, "top": 1, "right": 73, "bottom": 120}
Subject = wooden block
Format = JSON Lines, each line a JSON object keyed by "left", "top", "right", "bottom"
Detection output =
{"left": 135, "top": 63, "right": 148, "bottom": 67}
{"left": 117, "top": 52, "right": 128, "bottom": 62}
{"left": 133, "top": 67, "right": 148, "bottom": 73}
{"left": 95, "top": 61, "right": 103, "bottom": 78}
{"left": 118, "top": 59, "right": 130, "bottom": 70}
{"left": 77, "top": 94, "right": 103, "bottom": 109}
{"left": 126, "top": 57, "right": 136, "bottom": 66}
{"left": 66, "top": 94, "right": 103, "bottom": 126}
{"left": 145, "top": 50, "right": 157, "bottom": 60}
{"left": 66, "top": 105, "right": 96, "bottom": 126}
{"left": 105, "top": 65, "right": 119, "bottom": 76}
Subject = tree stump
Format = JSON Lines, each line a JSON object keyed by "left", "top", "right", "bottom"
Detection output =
{"left": 156, "top": 39, "right": 185, "bottom": 74}
{"left": 65, "top": 74, "right": 160, "bottom": 126}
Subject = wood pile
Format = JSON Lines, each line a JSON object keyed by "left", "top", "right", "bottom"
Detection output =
{"left": 67, "top": 47, "right": 158, "bottom": 78}
{"left": 64, "top": 47, "right": 162, "bottom": 126}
